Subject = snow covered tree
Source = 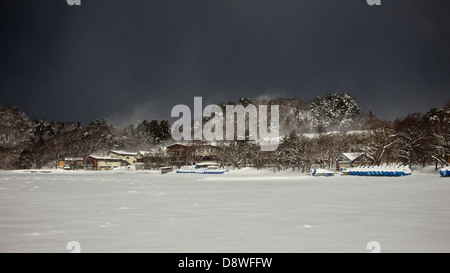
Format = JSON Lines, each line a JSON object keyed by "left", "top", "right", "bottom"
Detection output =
{"left": 238, "top": 97, "right": 254, "bottom": 107}
{"left": 218, "top": 101, "right": 235, "bottom": 112}
{"left": 360, "top": 120, "right": 398, "bottom": 165}
{"left": 264, "top": 98, "right": 311, "bottom": 135}
{"left": 135, "top": 119, "right": 171, "bottom": 146}
{"left": 394, "top": 113, "right": 430, "bottom": 168}
{"left": 17, "top": 148, "right": 34, "bottom": 169}
{"left": 279, "top": 131, "right": 302, "bottom": 170}
{"left": 310, "top": 97, "right": 327, "bottom": 127}
{"left": 246, "top": 142, "right": 267, "bottom": 170}
{"left": 314, "top": 132, "right": 349, "bottom": 170}
{"left": 310, "top": 92, "right": 361, "bottom": 130}
{"left": 217, "top": 140, "right": 252, "bottom": 169}
{"left": 0, "top": 104, "right": 32, "bottom": 148}
{"left": 158, "top": 120, "right": 171, "bottom": 142}
{"left": 281, "top": 131, "right": 315, "bottom": 172}
{"left": 328, "top": 132, "right": 351, "bottom": 170}
{"left": 0, "top": 147, "right": 21, "bottom": 169}
{"left": 88, "top": 119, "right": 107, "bottom": 128}
{"left": 144, "top": 148, "right": 169, "bottom": 169}
{"left": 424, "top": 106, "right": 450, "bottom": 169}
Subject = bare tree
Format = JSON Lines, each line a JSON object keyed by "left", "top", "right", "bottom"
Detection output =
{"left": 424, "top": 106, "right": 450, "bottom": 169}
{"left": 395, "top": 113, "right": 430, "bottom": 169}
{"left": 278, "top": 131, "right": 315, "bottom": 172}
{"left": 360, "top": 122, "right": 398, "bottom": 165}
{"left": 217, "top": 140, "right": 252, "bottom": 169}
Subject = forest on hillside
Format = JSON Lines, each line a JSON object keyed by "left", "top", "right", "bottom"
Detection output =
{"left": 0, "top": 93, "right": 449, "bottom": 170}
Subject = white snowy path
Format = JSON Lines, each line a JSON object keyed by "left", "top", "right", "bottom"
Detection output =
{"left": 0, "top": 169, "right": 449, "bottom": 252}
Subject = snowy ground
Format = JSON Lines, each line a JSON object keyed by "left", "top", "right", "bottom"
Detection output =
{"left": 0, "top": 168, "right": 449, "bottom": 253}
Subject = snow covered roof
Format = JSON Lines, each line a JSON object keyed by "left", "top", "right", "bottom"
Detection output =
{"left": 342, "top": 153, "right": 364, "bottom": 162}
{"left": 109, "top": 150, "right": 138, "bottom": 156}
{"left": 138, "top": 151, "right": 152, "bottom": 156}
{"left": 166, "top": 142, "right": 220, "bottom": 149}
{"left": 196, "top": 162, "right": 219, "bottom": 166}
{"left": 86, "top": 155, "right": 124, "bottom": 161}
{"left": 302, "top": 131, "right": 366, "bottom": 139}
{"left": 166, "top": 143, "right": 188, "bottom": 148}
{"left": 63, "top": 158, "right": 83, "bottom": 161}
{"left": 303, "top": 132, "right": 334, "bottom": 139}
{"left": 195, "top": 143, "right": 220, "bottom": 148}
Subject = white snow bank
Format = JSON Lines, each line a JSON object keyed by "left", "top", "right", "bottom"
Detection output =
{"left": 176, "top": 165, "right": 229, "bottom": 174}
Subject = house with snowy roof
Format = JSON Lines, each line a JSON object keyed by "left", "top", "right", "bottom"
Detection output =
{"left": 136, "top": 148, "right": 168, "bottom": 169}
{"left": 85, "top": 155, "right": 127, "bottom": 171}
{"left": 58, "top": 158, "right": 84, "bottom": 170}
{"left": 135, "top": 151, "right": 153, "bottom": 170}
{"left": 337, "top": 152, "right": 373, "bottom": 169}
{"left": 166, "top": 142, "right": 221, "bottom": 165}
{"left": 107, "top": 150, "right": 161, "bottom": 170}
{"left": 166, "top": 143, "right": 191, "bottom": 165}
{"left": 193, "top": 143, "right": 219, "bottom": 162}
{"left": 107, "top": 150, "right": 139, "bottom": 166}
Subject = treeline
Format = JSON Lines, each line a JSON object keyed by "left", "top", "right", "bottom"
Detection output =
{"left": 218, "top": 93, "right": 368, "bottom": 135}
{"left": 209, "top": 102, "right": 449, "bottom": 171}
{"left": 0, "top": 95, "right": 449, "bottom": 170}
{"left": 0, "top": 104, "right": 172, "bottom": 169}
{"left": 144, "top": 101, "right": 449, "bottom": 172}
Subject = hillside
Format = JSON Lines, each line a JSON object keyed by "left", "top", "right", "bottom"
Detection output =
{"left": 1, "top": 94, "right": 447, "bottom": 170}
{"left": 0, "top": 104, "right": 32, "bottom": 147}
{"left": 0, "top": 93, "right": 376, "bottom": 169}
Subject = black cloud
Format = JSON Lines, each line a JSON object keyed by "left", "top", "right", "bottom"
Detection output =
{"left": 1, "top": 0, "right": 449, "bottom": 124}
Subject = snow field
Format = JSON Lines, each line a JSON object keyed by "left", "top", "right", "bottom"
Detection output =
{"left": 0, "top": 168, "right": 449, "bottom": 252}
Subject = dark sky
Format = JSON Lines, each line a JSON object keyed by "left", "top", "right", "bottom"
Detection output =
{"left": 1, "top": 0, "right": 449, "bottom": 125}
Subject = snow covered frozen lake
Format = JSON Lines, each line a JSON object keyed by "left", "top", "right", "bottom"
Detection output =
{"left": 1, "top": 168, "right": 449, "bottom": 253}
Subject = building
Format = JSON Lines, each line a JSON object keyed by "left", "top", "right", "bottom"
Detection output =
{"left": 337, "top": 152, "right": 373, "bottom": 169}
{"left": 108, "top": 150, "right": 138, "bottom": 166}
{"left": 137, "top": 148, "right": 169, "bottom": 169}
{"left": 193, "top": 144, "right": 219, "bottom": 162}
{"left": 135, "top": 151, "right": 151, "bottom": 170}
{"left": 85, "top": 155, "right": 127, "bottom": 171}
{"left": 166, "top": 143, "right": 189, "bottom": 162}
{"left": 166, "top": 143, "right": 192, "bottom": 165}
{"left": 58, "top": 158, "right": 84, "bottom": 170}
{"left": 137, "top": 151, "right": 151, "bottom": 159}
{"left": 166, "top": 142, "right": 221, "bottom": 166}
